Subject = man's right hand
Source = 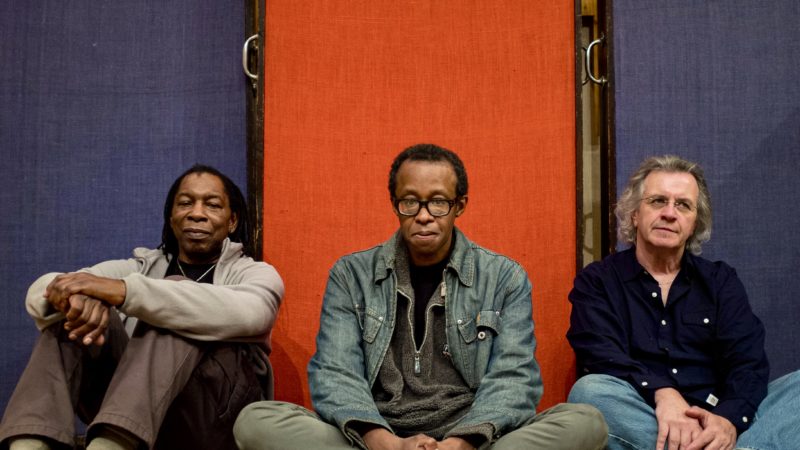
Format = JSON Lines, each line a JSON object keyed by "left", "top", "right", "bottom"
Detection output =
{"left": 362, "top": 427, "right": 438, "bottom": 450}
{"left": 655, "top": 387, "right": 703, "bottom": 450}
{"left": 63, "top": 294, "right": 110, "bottom": 346}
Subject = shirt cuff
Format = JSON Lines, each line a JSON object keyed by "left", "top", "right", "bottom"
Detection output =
{"left": 713, "top": 399, "right": 756, "bottom": 435}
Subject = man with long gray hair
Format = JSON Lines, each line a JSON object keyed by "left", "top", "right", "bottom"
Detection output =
{"left": 567, "top": 155, "right": 799, "bottom": 450}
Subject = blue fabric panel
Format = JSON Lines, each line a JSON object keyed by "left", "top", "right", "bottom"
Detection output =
{"left": 613, "top": 1, "right": 800, "bottom": 379}
{"left": 0, "top": 2, "right": 246, "bottom": 411}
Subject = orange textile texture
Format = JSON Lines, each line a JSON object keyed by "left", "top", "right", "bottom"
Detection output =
{"left": 263, "top": 1, "right": 576, "bottom": 411}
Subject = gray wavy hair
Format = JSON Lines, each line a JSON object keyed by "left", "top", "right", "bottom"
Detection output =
{"left": 615, "top": 155, "right": 712, "bottom": 255}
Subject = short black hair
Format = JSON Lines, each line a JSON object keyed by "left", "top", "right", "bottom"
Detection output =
{"left": 161, "top": 164, "right": 250, "bottom": 257}
{"left": 388, "top": 143, "right": 468, "bottom": 198}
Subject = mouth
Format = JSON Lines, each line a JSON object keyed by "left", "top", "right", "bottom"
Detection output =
{"left": 653, "top": 226, "right": 677, "bottom": 234}
{"left": 183, "top": 228, "right": 211, "bottom": 239}
{"left": 413, "top": 231, "right": 438, "bottom": 240}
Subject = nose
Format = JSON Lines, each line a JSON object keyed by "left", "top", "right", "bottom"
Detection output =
{"left": 187, "top": 202, "right": 207, "bottom": 221}
{"left": 660, "top": 202, "right": 678, "bottom": 220}
{"left": 414, "top": 205, "right": 435, "bottom": 223}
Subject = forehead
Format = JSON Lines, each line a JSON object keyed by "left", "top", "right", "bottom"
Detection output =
{"left": 176, "top": 172, "right": 228, "bottom": 199}
{"left": 395, "top": 160, "right": 457, "bottom": 196}
{"left": 642, "top": 171, "right": 699, "bottom": 199}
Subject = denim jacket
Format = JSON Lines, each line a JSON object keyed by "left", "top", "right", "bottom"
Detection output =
{"left": 308, "top": 228, "right": 542, "bottom": 446}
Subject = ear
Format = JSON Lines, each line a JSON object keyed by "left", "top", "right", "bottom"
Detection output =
{"left": 632, "top": 210, "right": 638, "bottom": 227}
{"left": 454, "top": 195, "right": 468, "bottom": 217}
{"left": 229, "top": 213, "right": 239, "bottom": 234}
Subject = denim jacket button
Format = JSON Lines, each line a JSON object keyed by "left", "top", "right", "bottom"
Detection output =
{"left": 477, "top": 331, "right": 486, "bottom": 340}
{"left": 457, "top": 319, "right": 463, "bottom": 325}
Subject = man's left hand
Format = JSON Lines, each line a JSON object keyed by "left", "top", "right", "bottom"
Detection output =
{"left": 684, "top": 406, "right": 737, "bottom": 450}
{"left": 45, "top": 272, "right": 126, "bottom": 309}
{"left": 436, "top": 437, "right": 475, "bottom": 450}
{"left": 63, "top": 294, "right": 110, "bottom": 346}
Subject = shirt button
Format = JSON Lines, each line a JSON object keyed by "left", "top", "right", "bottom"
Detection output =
{"left": 661, "top": 320, "right": 667, "bottom": 326}
{"left": 672, "top": 368, "right": 678, "bottom": 374}
{"left": 641, "top": 381, "right": 649, "bottom": 387}
{"left": 703, "top": 318, "right": 710, "bottom": 324}
{"left": 495, "top": 311, "right": 501, "bottom": 316}
{"left": 651, "top": 292, "right": 658, "bottom": 298}
{"left": 742, "top": 416, "right": 748, "bottom": 423}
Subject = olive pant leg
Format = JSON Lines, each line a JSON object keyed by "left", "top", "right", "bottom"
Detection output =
{"left": 491, "top": 403, "right": 608, "bottom": 450}
{"left": 234, "top": 401, "right": 353, "bottom": 450}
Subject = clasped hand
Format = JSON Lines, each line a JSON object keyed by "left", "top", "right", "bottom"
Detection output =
{"left": 362, "top": 428, "right": 475, "bottom": 450}
{"left": 655, "top": 388, "right": 737, "bottom": 450}
{"left": 44, "top": 272, "right": 126, "bottom": 347}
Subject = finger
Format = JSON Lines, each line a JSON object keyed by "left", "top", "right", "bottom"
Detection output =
{"left": 685, "top": 429, "right": 712, "bottom": 450}
{"left": 65, "top": 295, "right": 86, "bottom": 322}
{"left": 656, "top": 423, "right": 669, "bottom": 450}
{"left": 667, "top": 429, "right": 681, "bottom": 450}
{"left": 84, "top": 307, "right": 109, "bottom": 346}
{"left": 81, "top": 304, "right": 106, "bottom": 345}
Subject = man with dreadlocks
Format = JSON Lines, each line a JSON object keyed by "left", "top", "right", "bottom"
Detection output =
{"left": 0, "top": 165, "right": 284, "bottom": 450}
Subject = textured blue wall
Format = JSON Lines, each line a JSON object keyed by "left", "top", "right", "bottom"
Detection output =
{"left": 613, "top": 1, "right": 799, "bottom": 378}
{"left": 0, "top": 2, "right": 246, "bottom": 411}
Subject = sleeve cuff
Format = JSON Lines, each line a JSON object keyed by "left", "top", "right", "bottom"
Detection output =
{"left": 445, "top": 423, "right": 495, "bottom": 448}
{"left": 713, "top": 400, "right": 757, "bottom": 435}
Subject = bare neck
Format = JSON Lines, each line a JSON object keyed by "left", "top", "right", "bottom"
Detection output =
{"left": 635, "top": 243, "right": 683, "bottom": 277}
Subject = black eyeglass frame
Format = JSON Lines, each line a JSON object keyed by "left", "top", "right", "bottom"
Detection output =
{"left": 393, "top": 197, "right": 459, "bottom": 217}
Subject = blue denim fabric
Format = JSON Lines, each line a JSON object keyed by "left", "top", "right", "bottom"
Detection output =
{"left": 568, "top": 372, "right": 800, "bottom": 450}
{"left": 308, "top": 228, "right": 542, "bottom": 444}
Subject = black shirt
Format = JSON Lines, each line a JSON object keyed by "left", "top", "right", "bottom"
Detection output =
{"left": 567, "top": 247, "right": 769, "bottom": 434}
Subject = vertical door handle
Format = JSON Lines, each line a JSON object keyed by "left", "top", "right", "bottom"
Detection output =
{"left": 585, "top": 35, "right": 607, "bottom": 85}
{"left": 243, "top": 34, "right": 259, "bottom": 89}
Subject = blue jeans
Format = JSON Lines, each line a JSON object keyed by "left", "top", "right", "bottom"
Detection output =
{"left": 567, "top": 371, "right": 800, "bottom": 450}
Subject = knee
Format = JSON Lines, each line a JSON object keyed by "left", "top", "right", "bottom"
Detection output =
{"left": 568, "top": 403, "right": 609, "bottom": 443}
{"left": 568, "top": 373, "right": 623, "bottom": 404}
{"left": 233, "top": 401, "right": 290, "bottom": 448}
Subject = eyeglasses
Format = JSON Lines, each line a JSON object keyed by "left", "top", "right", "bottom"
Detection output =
{"left": 394, "top": 198, "right": 458, "bottom": 217}
{"left": 642, "top": 195, "right": 695, "bottom": 213}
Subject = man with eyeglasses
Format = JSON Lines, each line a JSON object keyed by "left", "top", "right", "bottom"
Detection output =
{"left": 567, "top": 155, "right": 800, "bottom": 450}
{"left": 234, "top": 143, "right": 607, "bottom": 449}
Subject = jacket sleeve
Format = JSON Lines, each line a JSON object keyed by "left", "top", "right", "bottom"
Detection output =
{"left": 307, "top": 261, "right": 390, "bottom": 448}
{"left": 567, "top": 262, "right": 675, "bottom": 404}
{"left": 25, "top": 258, "right": 142, "bottom": 331}
{"left": 708, "top": 265, "right": 768, "bottom": 434}
{"left": 446, "top": 263, "right": 541, "bottom": 442}
{"left": 119, "top": 259, "right": 284, "bottom": 342}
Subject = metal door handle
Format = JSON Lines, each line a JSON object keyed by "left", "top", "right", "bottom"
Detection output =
{"left": 585, "top": 36, "right": 607, "bottom": 85}
{"left": 243, "top": 34, "right": 258, "bottom": 85}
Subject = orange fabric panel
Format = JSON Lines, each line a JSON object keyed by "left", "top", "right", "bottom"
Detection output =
{"left": 263, "top": 1, "right": 575, "bottom": 411}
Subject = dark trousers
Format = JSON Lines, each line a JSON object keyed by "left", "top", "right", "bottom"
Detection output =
{"left": 0, "top": 313, "right": 266, "bottom": 450}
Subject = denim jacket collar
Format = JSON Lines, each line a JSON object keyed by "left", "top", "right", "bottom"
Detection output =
{"left": 373, "top": 228, "right": 475, "bottom": 287}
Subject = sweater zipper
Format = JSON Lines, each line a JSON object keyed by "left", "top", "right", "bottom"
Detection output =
{"left": 408, "top": 278, "right": 447, "bottom": 375}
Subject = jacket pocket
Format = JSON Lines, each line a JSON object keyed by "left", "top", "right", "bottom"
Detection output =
{"left": 457, "top": 310, "right": 500, "bottom": 344}
{"left": 362, "top": 309, "right": 384, "bottom": 343}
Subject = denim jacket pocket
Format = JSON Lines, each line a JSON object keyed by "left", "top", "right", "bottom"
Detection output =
{"left": 457, "top": 310, "right": 500, "bottom": 344}
{"left": 475, "top": 310, "right": 499, "bottom": 337}
{"left": 362, "top": 309, "right": 385, "bottom": 343}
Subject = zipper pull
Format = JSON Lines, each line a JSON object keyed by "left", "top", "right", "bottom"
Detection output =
{"left": 414, "top": 351, "right": 421, "bottom": 374}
